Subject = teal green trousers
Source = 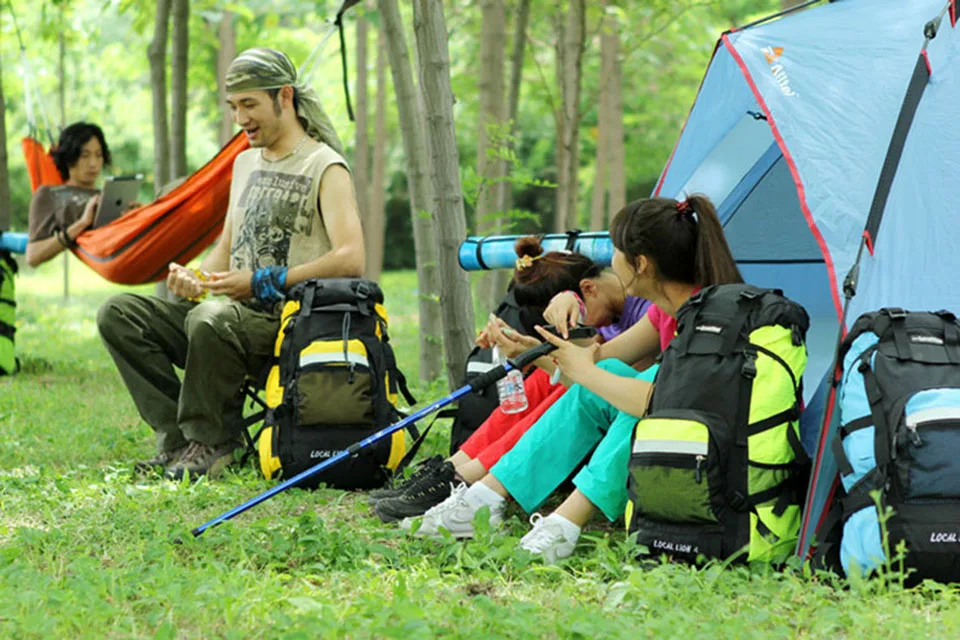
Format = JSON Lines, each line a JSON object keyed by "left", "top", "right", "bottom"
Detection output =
{"left": 490, "top": 359, "right": 657, "bottom": 521}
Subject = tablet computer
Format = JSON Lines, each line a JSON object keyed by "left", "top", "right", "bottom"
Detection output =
{"left": 93, "top": 175, "right": 143, "bottom": 228}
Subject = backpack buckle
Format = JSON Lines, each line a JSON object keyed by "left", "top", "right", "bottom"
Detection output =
{"left": 739, "top": 289, "right": 761, "bottom": 301}
{"left": 791, "top": 324, "right": 804, "bottom": 346}
{"left": 884, "top": 308, "right": 906, "bottom": 320}
{"left": 687, "top": 290, "right": 706, "bottom": 306}
{"left": 355, "top": 281, "right": 371, "bottom": 300}
{"left": 934, "top": 309, "right": 957, "bottom": 322}
{"left": 728, "top": 491, "right": 748, "bottom": 512}
{"left": 741, "top": 349, "right": 757, "bottom": 380}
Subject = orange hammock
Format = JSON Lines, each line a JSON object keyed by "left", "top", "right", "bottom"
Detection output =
{"left": 24, "top": 133, "right": 250, "bottom": 285}
{"left": 22, "top": 136, "right": 63, "bottom": 191}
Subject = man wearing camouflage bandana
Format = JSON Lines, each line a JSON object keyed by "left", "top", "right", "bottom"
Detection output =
{"left": 97, "top": 47, "right": 365, "bottom": 480}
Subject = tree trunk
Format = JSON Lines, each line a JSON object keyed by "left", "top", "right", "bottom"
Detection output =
{"left": 475, "top": 0, "right": 507, "bottom": 313}
{"left": 58, "top": 29, "right": 66, "bottom": 127}
{"left": 412, "top": 0, "right": 477, "bottom": 390}
{"left": 170, "top": 0, "right": 190, "bottom": 180}
{"left": 487, "top": 0, "right": 531, "bottom": 308}
{"left": 217, "top": 11, "right": 237, "bottom": 147}
{"left": 367, "top": 23, "right": 387, "bottom": 282}
{"left": 591, "top": 2, "right": 624, "bottom": 231}
{"left": 0, "top": 49, "right": 10, "bottom": 232}
{"left": 497, "top": 0, "right": 530, "bottom": 217}
{"left": 589, "top": 94, "right": 607, "bottom": 231}
{"left": 59, "top": 24, "right": 69, "bottom": 300}
{"left": 354, "top": 8, "right": 370, "bottom": 244}
{"left": 148, "top": 0, "right": 172, "bottom": 195}
{"left": 377, "top": 0, "right": 443, "bottom": 383}
{"left": 605, "top": 9, "right": 626, "bottom": 219}
{"left": 553, "top": 0, "right": 585, "bottom": 232}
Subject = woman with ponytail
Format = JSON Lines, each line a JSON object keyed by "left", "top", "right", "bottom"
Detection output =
{"left": 407, "top": 195, "right": 743, "bottom": 562}
{"left": 371, "top": 236, "right": 651, "bottom": 523}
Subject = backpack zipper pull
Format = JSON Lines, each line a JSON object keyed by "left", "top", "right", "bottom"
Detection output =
{"left": 695, "top": 455, "right": 706, "bottom": 484}
{"left": 906, "top": 423, "right": 923, "bottom": 447}
{"left": 343, "top": 311, "right": 355, "bottom": 384}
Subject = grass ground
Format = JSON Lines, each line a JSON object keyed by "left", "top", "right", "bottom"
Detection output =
{"left": 2, "top": 256, "right": 960, "bottom": 639}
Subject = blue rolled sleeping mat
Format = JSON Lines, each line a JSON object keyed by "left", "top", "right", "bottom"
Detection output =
{"left": 0, "top": 232, "right": 27, "bottom": 254}
{"left": 459, "top": 231, "right": 614, "bottom": 271}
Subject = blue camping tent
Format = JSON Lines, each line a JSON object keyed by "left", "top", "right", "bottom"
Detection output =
{"left": 652, "top": 0, "right": 959, "bottom": 561}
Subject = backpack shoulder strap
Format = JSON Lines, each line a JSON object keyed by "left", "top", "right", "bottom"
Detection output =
{"left": 391, "top": 409, "right": 458, "bottom": 477}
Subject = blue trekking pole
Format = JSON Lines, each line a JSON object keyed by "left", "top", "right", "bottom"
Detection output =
{"left": 192, "top": 326, "right": 596, "bottom": 537}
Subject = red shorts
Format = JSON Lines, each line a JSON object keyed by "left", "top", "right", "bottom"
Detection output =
{"left": 459, "top": 368, "right": 567, "bottom": 469}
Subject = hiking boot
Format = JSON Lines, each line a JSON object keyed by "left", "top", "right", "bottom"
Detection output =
{"left": 373, "top": 460, "right": 456, "bottom": 522}
{"left": 163, "top": 439, "right": 241, "bottom": 481}
{"left": 367, "top": 455, "right": 444, "bottom": 505}
{"left": 401, "top": 482, "right": 504, "bottom": 539}
{"left": 518, "top": 513, "right": 579, "bottom": 564}
{"left": 134, "top": 445, "right": 187, "bottom": 474}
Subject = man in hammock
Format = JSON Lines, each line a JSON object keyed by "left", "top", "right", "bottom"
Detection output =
{"left": 97, "top": 48, "right": 365, "bottom": 480}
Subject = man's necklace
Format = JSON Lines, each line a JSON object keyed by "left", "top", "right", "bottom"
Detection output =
{"left": 261, "top": 134, "right": 309, "bottom": 163}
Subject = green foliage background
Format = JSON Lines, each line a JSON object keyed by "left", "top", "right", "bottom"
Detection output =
{"left": 2, "top": 0, "right": 780, "bottom": 267}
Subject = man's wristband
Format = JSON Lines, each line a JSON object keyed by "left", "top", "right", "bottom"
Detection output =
{"left": 55, "top": 228, "right": 76, "bottom": 249}
{"left": 251, "top": 266, "right": 288, "bottom": 304}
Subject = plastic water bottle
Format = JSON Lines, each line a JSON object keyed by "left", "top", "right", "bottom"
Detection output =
{"left": 493, "top": 345, "right": 528, "bottom": 414}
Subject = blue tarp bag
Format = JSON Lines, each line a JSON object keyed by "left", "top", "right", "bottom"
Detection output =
{"left": 834, "top": 308, "right": 960, "bottom": 583}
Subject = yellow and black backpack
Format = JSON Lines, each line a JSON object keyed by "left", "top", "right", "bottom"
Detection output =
{"left": 255, "top": 278, "right": 417, "bottom": 490}
{"left": 0, "top": 251, "right": 18, "bottom": 376}
{"left": 625, "top": 284, "right": 809, "bottom": 564}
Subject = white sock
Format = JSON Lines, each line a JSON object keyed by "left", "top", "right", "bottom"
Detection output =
{"left": 464, "top": 482, "right": 506, "bottom": 510}
{"left": 544, "top": 513, "right": 582, "bottom": 542}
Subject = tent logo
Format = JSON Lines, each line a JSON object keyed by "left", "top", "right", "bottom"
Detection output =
{"left": 763, "top": 46, "right": 784, "bottom": 63}
{"left": 762, "top": 46, "right": 798, "bottom": 97}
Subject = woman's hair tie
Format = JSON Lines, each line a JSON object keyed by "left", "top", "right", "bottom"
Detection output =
{"left": 676, "top": 199, "right": 698, "bottom": 224}
{"left": 515, "top": 254, "right": 542, "bottom": 271}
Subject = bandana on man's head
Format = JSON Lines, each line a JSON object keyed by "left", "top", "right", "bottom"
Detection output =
{"left": 225, "top": 47, "right": 344, "bottom": 155}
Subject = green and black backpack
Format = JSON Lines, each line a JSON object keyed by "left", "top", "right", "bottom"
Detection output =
{"left": 255, "top": 278, "right": 417, "bottom": 490}
{"left": 625, "top": 284, "right": 810, "bottom": 564}
{"left": 0, "top": 250, "right": 18, "bottom": 376}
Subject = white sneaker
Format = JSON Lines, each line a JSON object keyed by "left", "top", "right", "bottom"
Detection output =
{"left": 401, "top": 482, "right": 503, "bottom": 539}
{"left": 518, "top": 513, "right": 578, "bottom": 563}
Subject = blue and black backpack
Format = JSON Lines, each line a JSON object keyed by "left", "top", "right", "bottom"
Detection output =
{"left": 832, "top": 308, "right": 960, "bottom": 582}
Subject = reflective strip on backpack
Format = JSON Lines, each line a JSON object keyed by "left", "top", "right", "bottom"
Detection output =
{"left": 632, "top": 439, "right": 708, "bottom": 456}
{"left": 467, "top": 361, "right": 497, "bottom": 375}
{"left": 906, "top": 406, "right": 960, "bottom": 427}
{"left": 301, "top": 351, "right": 370, "bottom": 368}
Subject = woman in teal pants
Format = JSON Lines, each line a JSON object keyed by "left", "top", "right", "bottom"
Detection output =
{"left": 408, "top": 194, "right": 745, "bottom": 563}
